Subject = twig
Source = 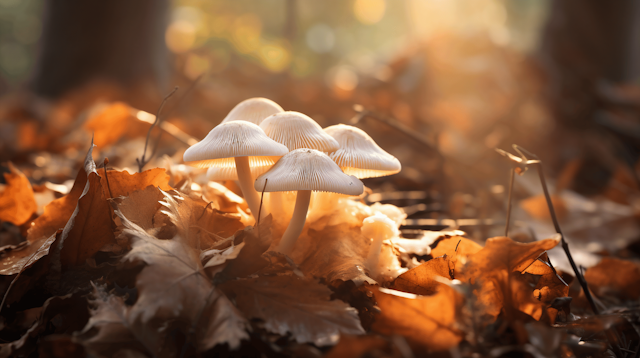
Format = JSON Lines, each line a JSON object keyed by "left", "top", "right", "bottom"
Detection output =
{"left": 504, "top": 168, "right": 515, "bottom": 236}
{"left": 257, "top": 179, "right": 267, "bottom": 226}
{"left": 497, "top": 144, "right": 624, "bottom": 358}
{"left": 137, "top": 87, "right": 179, "bottom": 173}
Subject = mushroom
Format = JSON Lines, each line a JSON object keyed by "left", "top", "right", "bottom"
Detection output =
{"left": 310, "top": 124, "right": 402, "bottom": 219}
{"left": 324, "top": 124, "right": 401, "bottom": 178}
{"left": 183, "top": 121, "right": 288, "bottom": 220}
{"left": 259, "top": 111, "right": 339, "bottom": 215}
{"left": 254, "top": 148, "right": 364, "bottom": 254}
{"left": 221, "top": 97, "right": 284, "bottom": 125}
{"left": 260, "top": 111, "right": 339, "bottom": 152}
{"left": 361, "top": 212, "right": 399, "bottom": 279}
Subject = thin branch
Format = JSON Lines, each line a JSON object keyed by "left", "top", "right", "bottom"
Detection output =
{"left": 137, "top": 87, "right": 179, "bottom": 172}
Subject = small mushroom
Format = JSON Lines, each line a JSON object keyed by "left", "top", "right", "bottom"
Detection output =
{"left": 183, "top": 121, "right": 288, "bottom": 220}
{"left": 221, "top": 97, "right": 284, "bottom": 125}
{"left": 324, "top": 124, "right": 401, "bottom": 178}
{"left": 362, "top": 213, "right": 398, "bottom": 278}
{"left": 254, "top": 148, "right": 364, "bottom": 254}
{"left": 310, "top": 124, "right": 401, "bottom": 219}
{"left": 260, "top": 111, "right": 339, "bottom": 152}
{"left": 260, "top": 112, "right": 339, "bottom": 215}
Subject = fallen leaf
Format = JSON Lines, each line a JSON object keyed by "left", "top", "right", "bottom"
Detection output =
{"left": 215, "top": 217, "right": 273, "bottom": 281}
{"left": 585, "top": 257, "right": 640, "bottom": 301}
{"left": 79, "top": 283, "right": 168, "bottom": 357}
{"left": 371, "top": 286, "right": 463, "bottom": 351}
{"left": 460, "top": 236, "right": 563, "bottom": 322}
{"left": 83, "top": 102, "right": 150, "bottom": 147}
{"left": 391, "top": 255, "right": 453, "bottom": 295}
{"left": 431, "top": 235, "right": 482, "bottom": 273}
{"left": 26, "top": 168, "right": 87, "bottom": 244}
{"left": 0, "top": 232, "right": 57, "bottom": 275}
{"left": 298, "top": 224, "right": 376, "bottom": 285}
{"left": 117, "top": 207, "right": 249, "bottom": 352}
{"left": 97, "top": 167, "right": 171, "bottom": 199}
{"left": 0, "top": 163, "right": 37, "bottom": 226}
{"left": 220, "top": 275, "right": 364, "bottom": 346}
{"left": 57, "top": 144, "right": 115, "bottom": 267}
{"left": 154, "top": 189, "right": 244, "bottom": 247}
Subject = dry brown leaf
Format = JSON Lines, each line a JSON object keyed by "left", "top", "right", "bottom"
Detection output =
{"left": 97, "top": 167, "right": 171, "bottom": 199}
{"left": 371, "top": 286, "right": 463, "bottom": 352}
{"left": 113, "top": 185, "right": 165, "bottom": 233}
{"left": 297, "top": 224, "right": 375, "bottom": 285}
{"left": 57, "top": 146, "right": 115, "bottom": 267}
{"left": 0, "top": 232, "right": 57, "bottom": 275}
{"left": 391, "top": 256, "right": 453, "bottom": 295}
{"left": 79, "top": 284, "right": 164, "bottom": 357}
{"left": 460, "top": 236, "right": 563, "bottom": 322}
{"left": 118, "top": 207, "right": 249, "bottom": 352}
{"left": 431, "top": 235, "right": 482, "bottom": 273}
{"left": 585, "top": 257, "right": 640, "bottom": 301}
{"left": 0, "top": 163, "right": 37, "bottom": 226}
{"left": 220, "top": 275, "right": 364, "bottom": 346}
{"left": 154, "top": 189, "right": 245, "bottom": 247}
{"left": 215, "top": 217, "right": 273, "bottom": 281}
{"left": 26, "top": 169, "right": 87, "bottom": 244}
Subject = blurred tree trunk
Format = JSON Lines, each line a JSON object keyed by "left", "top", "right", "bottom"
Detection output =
{"left": 539, "top": 0, "right": 640, "bottom": 193}
{"left": 539, "top": 0, "right": 640, "bottom": 126}
{"left": 31, "top": 0, "right": 169, "bottom": 99}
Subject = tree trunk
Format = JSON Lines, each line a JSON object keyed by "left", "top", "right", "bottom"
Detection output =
{"left": 31, "top": 0, "right": 170, "bottom": 98}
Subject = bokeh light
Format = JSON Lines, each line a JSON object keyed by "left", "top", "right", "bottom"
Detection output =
{"left": 165, "top": 20, "right": 196, "bottom": 53}
{"left": 353, "top": 0, "right": 386, "bottom": 25}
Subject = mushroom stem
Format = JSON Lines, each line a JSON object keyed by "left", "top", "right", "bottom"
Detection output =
{"left": 365, "top": 226, "right": 383, "bottom": 276}
{"left": 277, "top": 190, "right": 311, "bottom": 254}
{"left": 235, "top": 156, "right": 264, "bottom": 221}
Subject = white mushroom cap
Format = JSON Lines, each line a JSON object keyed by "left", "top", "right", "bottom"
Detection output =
{"left": 184, "top": 121, "right": 289, "bottom": 169}
{"left": 260, "top": 111, "right": 339, "bottom": 152}
{"left": 221, "top": 97, "right": 284, "bottom": 125}
{"left": 324, "top": 124, "right": 401, "bottom": 178}
{"left": 361, "top": 213, "right": 398, "bottom": 241}
{"left": 254, "top": 148, "right": 364, "bottom": 195}
{"left": 206, "top": 165, "right": 271, "bottom": 181}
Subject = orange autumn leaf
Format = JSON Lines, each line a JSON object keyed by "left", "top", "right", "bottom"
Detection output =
{"left": 84, "top": 102, "right": 150, "bottom": 147}
{"left": 391, "top": 255, "right": 453, "bottom": 295}
{"left": 26, "top": 168, "right": 87, "bottom": 244}
{"left": 431, "top": 235, "right": 482, "bottom": 272}
{"left": 460, "top": 236, "right": 564, "bottom": 322}
{"left": 585, "top": 257, "right": 640, "bottom": 301}
{"left": 371, "top": 286, "right": 463, "bottom": 352}
{"left": 58, "top": 145, "right": 115, "bottom": 266}
{"left": 97, "top": 167, "right": 172, "bottom": 199}
{"left": 0, "top": 163, "right": 37, "bottom": 226}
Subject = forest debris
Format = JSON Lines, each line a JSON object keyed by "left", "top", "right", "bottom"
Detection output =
{"left": 0, "top": 163, "right": 37, "bottom": 226}
{"left": 371, "top": 286, "right": 463, "bottom": 351}
{"left": 220, "top": 275, "right": 364, "bottom": 346}
{"left": 431, "top": 235, "right": 482, "bottom": 272}
{"left": 78, "top": 283, "right": 161, "bottom": 357}
{"left": 324, "top": 334, "right": 404, "bottom": 358}
{"left": 83, "top": 102, "right": 150, "bottom": 148}
{"left": 585, "top": 257, "right": 640, "bottom": 300}
{"left": 118, "top": 208, "right": 249, "bottom": 352}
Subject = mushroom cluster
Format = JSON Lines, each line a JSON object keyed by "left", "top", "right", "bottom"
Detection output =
{"left": 183, "top": 97, "right": 403, "bottom": 279}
